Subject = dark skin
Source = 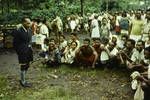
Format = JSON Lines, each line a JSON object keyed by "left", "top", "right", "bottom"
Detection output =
{"left": 42, "top": 42, "right": 59, "bottom": 65}
{"left": 76, "top": 40, "right": 98, "bottom": 68}
{"left": 127, "top": 41, "right": 146, "bottom": 71}
{"left": 23, "top": 18, "right": 31, "bottom": 30}
{"left": 92, "top": 39, "right": 101, "bottom": 54}
{"left": 118, "top": 40, "right": 135, "bottom": 64}
{"left": 134, "top": 48, "right": 150, "bottom": 90}
{"left": 136, "top": 75, "right": 150, "bottom": 86}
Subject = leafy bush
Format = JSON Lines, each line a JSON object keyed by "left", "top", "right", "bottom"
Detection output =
{"left": 0, "top": 0, "right": 141, "bottom": 24}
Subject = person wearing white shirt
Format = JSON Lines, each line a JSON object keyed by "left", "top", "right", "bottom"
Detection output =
{"left": 69, "top": 33, "right": 80, "bottom": 50}
{"left": 132, "top": 46, "right": 150, "bottom": 100}
{"left": 39, "top": 19, "right": 49, "bottom": 37}
{"left": 100, "top": 42, "right": 119, "bottom": 68}
{"left": 142, "top": 16, "right": 150, "bottom": 41}
{"left": 108, "top": 42, "right": 118, "bottom": 54}
{"left": 128, "top": 40, "right": 146, "bottom": 71}
{"left": 35, "top": 32, "right": 46, "bottom": 49}
{"left": 61, "top": 41, "right": 78, "bottom": 64}
{"left": 131, "top": 40, "right": 145, "bottom": 64}
{"left": 59, "top": 35, "right": 67, "bottom": 53}
{"left": 117, "top": 34, "right": 128, "bottom": 50}
{"left": 91, "top": 15, "right": 100, "bottom": 38}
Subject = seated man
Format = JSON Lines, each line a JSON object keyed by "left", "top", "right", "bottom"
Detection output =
{"left": 59, "top": 35, "right": 67, "bottom": 54}
{"left": 92, "top": 38, "right": 101, "bottom": 56}
{"left": 75, "top": 38, "right": 98, "bottom": 68}
{"left": 117, "top": 34, "right": 129, "bottom": 50}
{"left": 117, "top": 39, "right": 136, "bottom": 66}
{"left": 39, "top": 38, "right": 49, "bottom": 58}
{"left": 34, "top": 30, "right": 46, "bottom": 49}
{"left": 105, "top": 41, "right": 119, "bottom": 68}
{"left": 128, "top": 40, "right": 149, "bottom": 72}
{"left": 44, "top": 42, "right": 61, "bottom": 67}
{"left": 69, "top": 33, "right": 80, "bottom": 49}
{"left": 134, "top": 46, "right": 150, "bottom": 100}
{"left": 137, "top": 75, "right": 150, "bottom": 100}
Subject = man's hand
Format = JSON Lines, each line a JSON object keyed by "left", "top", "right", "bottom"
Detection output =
{"left": 136, "top": 76, "right": 144, "bottom": 81}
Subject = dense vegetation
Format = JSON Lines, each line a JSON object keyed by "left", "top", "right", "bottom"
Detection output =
{"left": 0, "top": 0, "right": 149, "bottom": 24}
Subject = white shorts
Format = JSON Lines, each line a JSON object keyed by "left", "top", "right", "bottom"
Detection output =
{"left": 130, "top": 35, "right": 142, "bottom": 42}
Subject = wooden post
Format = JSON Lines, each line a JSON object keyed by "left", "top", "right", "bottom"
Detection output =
{"left": 7, "top": 0, "right": 10, "bottom": 13}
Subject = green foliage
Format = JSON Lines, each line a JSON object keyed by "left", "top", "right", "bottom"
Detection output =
{"left": 0, "top": 11, "right": 31, "bottom": 24}
{"left": 0, "top": 0, "right": 148, "bottom": 24}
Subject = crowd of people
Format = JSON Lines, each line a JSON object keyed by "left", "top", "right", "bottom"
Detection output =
{"left": 12, "top": 9, "right": 150, "bottom": 100}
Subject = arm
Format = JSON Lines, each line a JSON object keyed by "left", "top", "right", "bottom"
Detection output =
{"left": 118, "top": 53, "right": 125, "bottom": 64}
{"left": 92, "top": 51, "right": 98, "bottom": 68}
{"left": 137, "top": 75, "right": 150, "bottom": 85}
{"left": 121, "top": 51, "right": 133, "bottom": 63}
{"left": 128, "top": 19, "right": 133, "bottom": 36}
{"left": 91, "top": 47, "right": 98, "bottom": 68}
{"left": 55, "top": 50, "right": 61, "bottom": 63}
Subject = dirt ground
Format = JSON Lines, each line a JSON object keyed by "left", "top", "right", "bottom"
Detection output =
{"left": 0, "top": 48, "right": 134, "bottom": 100}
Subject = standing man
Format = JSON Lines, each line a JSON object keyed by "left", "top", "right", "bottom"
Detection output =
{"left": 12, "top": 17, "right": 33, "bottom": 87}
{"left": 129, "top": 12, "right": 144, "bottom": 42}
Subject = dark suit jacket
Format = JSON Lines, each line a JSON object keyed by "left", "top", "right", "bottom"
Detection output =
{"left": 12, "top": 26, "right": 33, "bottom": 63}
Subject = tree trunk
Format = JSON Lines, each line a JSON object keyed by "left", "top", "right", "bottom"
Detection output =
{"left": 7, "top": 0, "right": 10, "bottom": 13}
{"left": 80, "top": 0, "right": 84, "bottom": 17}
{"left": 1, "top": 0, "right": 4, "bottom": 14}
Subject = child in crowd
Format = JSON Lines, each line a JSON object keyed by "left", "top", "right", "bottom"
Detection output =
{"left": 61, "top": 41, "right": 78, "bottom": 64}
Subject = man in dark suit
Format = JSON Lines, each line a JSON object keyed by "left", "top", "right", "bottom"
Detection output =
{"left": 12, "top": 17, "right": 33, "bottom": 87}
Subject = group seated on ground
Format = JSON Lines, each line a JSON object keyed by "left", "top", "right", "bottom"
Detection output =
{"left": 36, "top": 33, "right": 150, "bottom": 70}
{"left": 29, "top": 9, "right": 150, "bottom": 100}
{"left": 34, "top": 32, "right": 150, "bottom": 100}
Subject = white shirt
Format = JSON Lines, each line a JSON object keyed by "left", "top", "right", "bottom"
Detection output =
{"left": 91, "top": 19, "right": 100, "bottom": 38}
{"left": 117, "top": 40, "right": 125, "bottom": 49}
{"left": 100, "top": 51, "right": 109, "bottom": 61}
{"left": 35, "top": 34, "right": 46, "bottom": 45}
{"left": 39, "top": 24, "right": 49, "bottom": 37}
{"left": 60, "top": 40, "right": 67, "bottom": 50}
{"left": 41, "top": 44, "right": 49, "bottom": 52}
{"left": 110, "top": 47, "right": 118, "bottom": 56}
{"left": 131, "top": 49, "right": 144, "bottom": 64}
{"left": 65, "top": 48, "right": 77, "bottom": 64}
{"left": 143, "top": 21, "right": 150, "bottom": 34}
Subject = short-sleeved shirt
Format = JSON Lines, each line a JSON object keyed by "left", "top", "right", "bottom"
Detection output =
{"left": 131, "top": 49, "right": 144, "bottom": 64}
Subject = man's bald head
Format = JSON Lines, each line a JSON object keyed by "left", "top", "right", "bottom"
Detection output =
{"left": 22, "top": 17, "right": 31, "bottom": 29}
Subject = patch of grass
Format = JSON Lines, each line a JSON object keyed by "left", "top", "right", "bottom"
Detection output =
{"left": 0, "top": 75, "right": 11, "bottom": 100}
{"left": 15, "top": 86, "right": 79, "bottom": 100}
{"left": 0, "top": 75, "right": 7, "bottom": 90}
{"left": 0, "top": 64, "right": 133, "bottom": 100}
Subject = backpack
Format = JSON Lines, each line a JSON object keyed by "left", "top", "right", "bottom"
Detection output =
{"left": 119, "top": 18, "right": 129, "bottom": 30}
